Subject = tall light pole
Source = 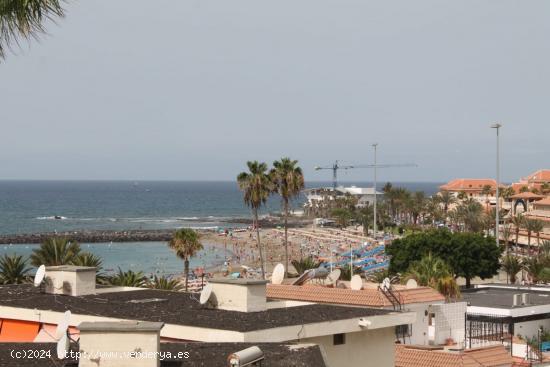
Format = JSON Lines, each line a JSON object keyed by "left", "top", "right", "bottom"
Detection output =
{"left": 491, "top": 123, "right": 502, "bottom": 247}
{"left": 373, "top": 143, "right": 378, "bottom": 239}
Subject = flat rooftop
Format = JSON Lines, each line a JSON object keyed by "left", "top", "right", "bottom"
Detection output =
{"left": 462, "top": 287, "right": 550, "bottom": 309}
{"left": 0, "top": 285, "right": 392, "bottom": 332}
{"left": 0, "top": 342, "right": 327, "bottom": 367}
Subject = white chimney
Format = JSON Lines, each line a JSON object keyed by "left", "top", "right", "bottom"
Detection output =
{"left": 522, "top": 293, "right": 530, "bottom": 305}
{"left": 513, "top": 294, "right": 521, "bottom": 307}
{"left": 45, "top": 266, "right": 96, "bottom": 296}
{"left": 78, "top": 321, "right": 164, "bottom": 367}
{"left": 208, "top": 278, "right": 268, "bottom": 312}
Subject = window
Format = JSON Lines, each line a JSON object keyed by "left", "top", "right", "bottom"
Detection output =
{"left": 333, "top": 333, "right": 345, "bottom": 345}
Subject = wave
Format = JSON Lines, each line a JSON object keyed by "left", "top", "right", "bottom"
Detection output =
{"left": 35, "top": 215, "right": 235, "bottom": 223}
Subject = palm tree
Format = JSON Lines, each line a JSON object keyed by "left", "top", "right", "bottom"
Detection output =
{"left": 481, "top": 184, "right": 493, "bottom": 210}
{"left": 502, "top": 255, "right": 522, "bottom": 284}
{"left": 523, "top": 219, "right": 543, "bottom": 255}
{"left": 511, "top": 215, "right": 524, "bottom": 250}
{"left": 291, "top": 257, "right": 321, "bottom": 275}
{"left": 270, "top": 158, "right": 304, "bottom": 277}
{"left": 0, "top": 254, "right": 31, "bottom": 284}
{"left": 108, "top": 268, "right": 147, "bottom": 287}
{"left": 237, "top": 161, "right": 273, "bottom": 279}
{"left": 532, "top": 220, "right": 545, "bottom": 250}
{"left": 0, "top": 0, "right": 65, "bottom": 59}
{"left": 355, "top": 205, "right": 373, "bottom": 236}
{"left": 168, "top": 228, "right": 203, "bottom": 291}
{"left": 405, "top": 253, "right": 460, "bottom": 299}
{"left": 502, "top": 223, "right": 513, "bottom": 254}
{"left": 30, "top": 237, "right": 81, "bottom": 266}
{"left": 523, "top": 257, "right": 544, "bottom": 284}
{"left": 437, "top": 191, "right": 456, "bottom": 224}
{"left": 147, "top": 276, "right": 183, "bottom": 291}
{"left": 73, "top": 252, "right": 106, "bottom": 283}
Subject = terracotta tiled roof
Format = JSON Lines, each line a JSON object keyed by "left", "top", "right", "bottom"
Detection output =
{"left": 266, "top": 284, "right": 444, "bottom": 307}
{"left": 525, "top": 169, "right": 550, "bottom": 183}
{"left": 395, "top": 344, "right": 513, "bottom": 367}
{"left": 440, "top": 179, "right": 497, "bottom": 192}
{"left": 533, "top": 197, "right": 550, "bottom": 207}
{"left": 509, "top": 192, "right": 545, "bottom": 200}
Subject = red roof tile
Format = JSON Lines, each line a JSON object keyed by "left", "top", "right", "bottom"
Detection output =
{"left": 266, "top": 284, "right": 444, "bottom": 307}
{"left": 440, "top": 179, "right": 497, "bottom": 192}
{"left": 395, "top": 344, "right": 513, "bottom": 367}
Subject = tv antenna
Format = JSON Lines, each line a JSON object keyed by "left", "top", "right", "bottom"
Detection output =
{"left": 326, "top": 269, "right": 341, "bottom": 286}
{"left": 34, "top": 265, "right": 46, "bottom": 291}
{"left": 199, "top": 284, "right": 213, "bottom": 307}
{"left": 56, "top": 333, "right": 69, "bottom": 360}
{"left": 271, "top": 264, "right": 284, "bottom": 285}
{"left": 350, "top": 275, "right": 363, "bottom": 290}
{"left": 406, "top": 279, "right": 418, "bottom": 289}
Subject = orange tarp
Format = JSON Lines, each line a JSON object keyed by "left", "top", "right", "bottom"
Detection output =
{"left": 0, "top": 319, "right": 40, "bottom": 342}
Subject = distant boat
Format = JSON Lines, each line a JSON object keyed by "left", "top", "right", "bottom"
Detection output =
{"left": 54, "top": 215, "right": 64, "bottom": 220}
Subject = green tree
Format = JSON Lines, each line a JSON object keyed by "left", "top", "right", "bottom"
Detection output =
{"left": 0, "top": 254, "right": 31, "bottom": 284}
{"left": 331, "top": 208, "right": 353, "bottom": 228}
{"left": 511, "top": 215, "right": 524, "bottom": 250}
{"left": 30, "top": 237, "right": 81, "bottom": 266}
{"left": 237, "top": 161, "right": 273, "bottom": 279}
{"left": 339, "top": 264, "right": 361, "bottom": 281}
{"left": 404, "top": 253, "right": 460, "bottom": 299}
{"left": 73, "top": 252, "right": 106, "bottom": 283}
{"left": 502, "top": 255, "right": 522, "bottom": 284}
{"left": 437, "top": 191, "right": 456, "bottom": 223}
{"left": 355, "top": 205, "right": 373, "bottom": 236}
{"left": 147, "top": 276, "right": 183, "bottom": 291}
{"left": 523, "top": 257, "right": 544, "bottom": 284}
{"left": 108, "top": 268, "right": 147, "bottom": 287}
{"left": 270, "top": 157, "right": 304, "bottom": 277}
{"left": 0, "top": 0, "right": 65, "bottom": 59}
{"left": 387, "top": 229, "right": 502, "bottom": 288}
{"left": 168, "top": 228, "right": 203, "bottom": 292}
{"left": 523, "top": 218, "right": 544, "bottom": 254}
{"left": 291, "top": 257, "right": 321, "bottom": 275}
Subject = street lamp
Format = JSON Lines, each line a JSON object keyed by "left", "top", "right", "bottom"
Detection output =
{"left": 491, "top": 123, "right": 502, "bottom": 247}
{"left": 372, "top": 143, "right": 378, "bottom": 239}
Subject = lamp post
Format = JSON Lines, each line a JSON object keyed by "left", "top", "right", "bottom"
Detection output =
{"left": 372, "top": 143, "right": 378, "bottom": 239}
{"left": 491, "top": 123, "right": 502, "bottom": 247}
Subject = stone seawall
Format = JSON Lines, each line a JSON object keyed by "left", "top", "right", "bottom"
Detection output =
{"left": 0, "top": 229, "right": 177, "bottom": 244}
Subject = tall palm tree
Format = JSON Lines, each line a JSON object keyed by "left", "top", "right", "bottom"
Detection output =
{"left": 0, "top": 254, "right": 31, "bottom": 284}
{"left": 523, "top": 219, "right": 542, "bottom": 255}
{"left": 437, "top": 191, "right": 456, "bottom": 224}
{"left": 502, "top": 223, "right": 513, "bottom": 254}
{"left": 237, "top": 161, "right": 273, "bottom": 279}
{"left": 168, "top": 228, "right": 203, "bottom": 291}
{"left": 0, "top": 0, "right": 64, "bottom": 59}
{"left": 270, "top": 158, "right": 304, "bottom": 276}
{"left": 511, "top": 214, "right": 524, "bottom": 251}
{"left": 30, "top": 237, "right": 81, "bottom": 266}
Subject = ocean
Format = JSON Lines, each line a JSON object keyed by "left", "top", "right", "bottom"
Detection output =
{"left": 0, "top": 180, "right": 442, "bottom": 274}
{"left": 0, "top": 180, "right": 442, "bottom": 235}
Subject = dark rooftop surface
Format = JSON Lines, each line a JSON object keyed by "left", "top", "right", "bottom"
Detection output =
{"left": 0, "top": 285, "right": 391, "bottom": 332}
{"left": 0, "top": 342, "right": 327, "bottom": 367}
{"left": 462, "top": 287, "right": 550, "bottom": 309}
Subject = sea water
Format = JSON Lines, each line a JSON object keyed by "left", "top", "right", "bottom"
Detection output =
{"left": 0, "top": 241, "right": 227, "bottom": 277}
{"left": 0, "top": 180, "right": 442, "bottom": 272}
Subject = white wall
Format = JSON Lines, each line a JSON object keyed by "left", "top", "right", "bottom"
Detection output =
{"left": 303, "top": 327, "right": 396, "bottom": 367}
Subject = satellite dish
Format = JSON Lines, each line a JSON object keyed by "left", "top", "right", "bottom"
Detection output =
{"left": 406, "top": 279, "right": 418, "bottom": 289}
{"left": 382, "top": 277, "right": 391, "bottom": 291}
{"left": 350, "top": 275, "right": 363, "bottom": 290}
{"left": 56, "top": 333, "right": 69, "bottom": 360}
{"left": 326, "top": 269, "right": 341, "bottom": 285}
{"left": 34, "top": 265, "right": 46, "bottom": 287}
{"left": 55, "top": 310, "right": 71, "bottom": 340}
{"left": 199, "top": 284, "right": 213, "bottom": 305}
{"left": 271, "top": 263, "right": 285, "bottom": 285}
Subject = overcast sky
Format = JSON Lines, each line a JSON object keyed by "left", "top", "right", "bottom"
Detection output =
{"left": 1, "top": 0, "right": 548, "bottom": 182}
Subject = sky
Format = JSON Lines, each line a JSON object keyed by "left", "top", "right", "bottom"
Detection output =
{"left": 0, "top": 0, "right": 549, "bottom": 182}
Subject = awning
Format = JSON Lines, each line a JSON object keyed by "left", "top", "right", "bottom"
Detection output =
{"left": 0, "top": 319, "right": 40, "bottom": 342}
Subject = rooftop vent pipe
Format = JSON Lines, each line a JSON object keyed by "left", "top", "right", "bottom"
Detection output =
{"left": 513, "top": 294, "right": 521, "bottom": 307}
